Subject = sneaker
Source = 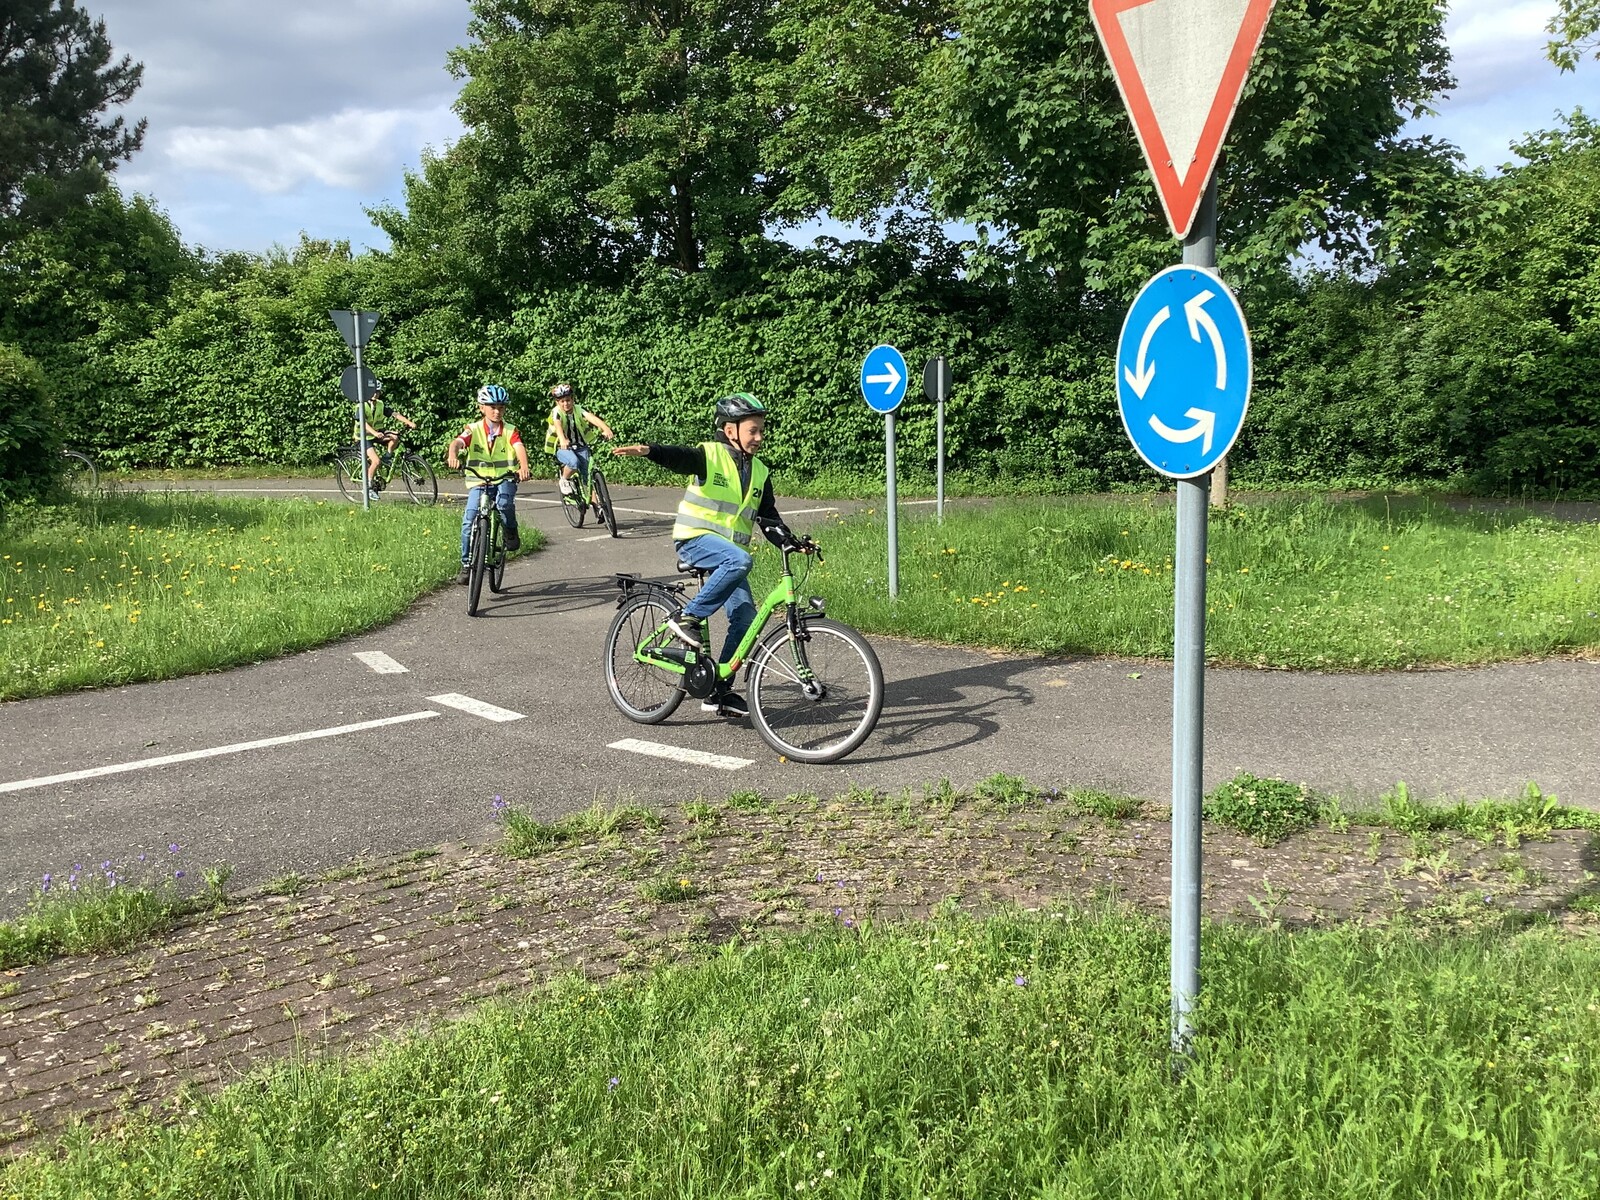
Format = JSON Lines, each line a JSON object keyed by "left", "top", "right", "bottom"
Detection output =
{"left": 558, "top": 476, "right": 574, "bottom": 496}
{"left": 594, "top": 504, "right": 607, "bottom": 525}
{"left": 455, "top": 565, "right": 470, "bottom": 585}
{"left": 367, "top": 488, "right": 380, "bottom": 502}
{"left": 666, "top": 613, "right": 706, "bottom": 649}
{"left": 702, "top": 689, "right": 748, "bottom": 719}
{"left": 505, "top": 528, "right": 521, "bottom": 553}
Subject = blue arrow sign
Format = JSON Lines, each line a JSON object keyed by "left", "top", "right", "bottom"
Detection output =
{"left": 859, "top": 344, "right": 909, "bottom": 414}
{"left": 1116, "top": 266, "right": 1251, "bottom": 479}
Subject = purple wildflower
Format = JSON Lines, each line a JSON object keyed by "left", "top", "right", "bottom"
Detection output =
{"left": 168, "top": 843, "right": 180, "bottom": 854}
{"left": 174, "top": 869, "right": 185, "bottom": 879}
{"left": 102, "top": 861, "right": 111, "bottom": 870}
{"left": 608, "top": 1077, "right": 619, "bottom": 1091}
{"left": 137, "top": 853, "right": 146, "bottom": 862}
{"left": 834, "top": 907, "right": 842, "bottom": 917}
{"left": 40, "top": 874, "right": 51, "bottom": 893}
{"left": 1015, "top": 975, "right": 1028, "bottom": 988}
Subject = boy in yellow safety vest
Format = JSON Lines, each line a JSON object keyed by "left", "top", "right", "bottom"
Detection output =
{"left": 355, "top": 380, "right": 417, "bottom": 500}
{"left": 612, "top": 393, "right": 799, "bottom": 719}
{"left": 544, "top": 381, "right": 615, "bottom": 508}
{"left": 446, "top": 384, "right": 531, "bottom": 584}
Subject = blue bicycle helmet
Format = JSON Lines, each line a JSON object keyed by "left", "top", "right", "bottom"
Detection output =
{"left": 476, "top": 384, "right": 509, "bottom": 407}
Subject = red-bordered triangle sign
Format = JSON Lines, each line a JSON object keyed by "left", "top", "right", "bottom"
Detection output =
{"left": 1091, "top": 0, "right": 1277, "bottom": 238}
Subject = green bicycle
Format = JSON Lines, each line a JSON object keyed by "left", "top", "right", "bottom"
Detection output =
{"left": 463, "top": 466, "right": 517, "bottom": 616}
{"left": 604, "top": 533, "right": 884, "bottom": 763}
{"left": 558, "top": 447, "right": 619, "bottom": 536}
{"left": 334, "top": 435, "right": 438, "bottom": 505}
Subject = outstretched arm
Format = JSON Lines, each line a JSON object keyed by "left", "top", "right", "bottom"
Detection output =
{"left": 610, "top": 444, "right": 706, "bottom": 476}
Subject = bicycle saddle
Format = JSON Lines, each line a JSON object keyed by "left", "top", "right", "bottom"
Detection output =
{"left": 675, "top": 559, "right": 712, "bottom": 578}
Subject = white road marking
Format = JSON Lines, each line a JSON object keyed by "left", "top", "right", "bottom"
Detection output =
{"left": 783, "top": 506, "right": 841, "bottom": 515}
{"left": 427, "top": 693, "right": 526, "bottom": 722}
{"left": 577, "top": 533, "right": 614, "bottom": 542}
{"left": 608, "top": 738, "right": 754, "bottom": 771}
{"left": 0, "top": 711, "right": 440, "bottom": 796}
{"left": 353, "top": 651, "right": 409, "bottom": 674}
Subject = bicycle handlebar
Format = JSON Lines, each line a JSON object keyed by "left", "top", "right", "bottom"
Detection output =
{"left": 460, "top": 465, "right": 519, "bottom": 484}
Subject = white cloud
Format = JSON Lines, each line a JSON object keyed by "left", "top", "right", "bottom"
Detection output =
{"left": 163, "top": 103, "right": 461, "bottom": 193}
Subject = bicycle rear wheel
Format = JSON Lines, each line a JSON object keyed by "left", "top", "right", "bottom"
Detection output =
{"left": 593, "top": 469, "right": 619, "bottom": 537}
{"left": 747, "top": 617, "right": 884, "bottom": 763}
{"left": 334, "top": 451, "right": 365, "bottom": 504}
{"left": 604, "top": 592, "right": 686, "bottom": 723}
{"left": 467, "top": 517, "right": 489, "bottom": 616}
{"left": 401, "top": 455, "right": 438, "bottom": 505}
{"left": 61, "top": 449, "right": 98, "bottom": 494}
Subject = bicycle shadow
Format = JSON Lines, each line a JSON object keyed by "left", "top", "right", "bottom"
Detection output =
{"left": 477, "top": 574, "right": 623, "bottom": 619}
{"left": 841, "top": 654, "right": 1076, "bottom": 765}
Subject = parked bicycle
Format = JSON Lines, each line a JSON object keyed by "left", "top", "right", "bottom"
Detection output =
{"left": 61, "top": 448, "right": 98, "bottom": 493}
{"left": 560, "top": 449, "right": 618, "bottom": 536}
{"left": 604, "top": 533, "right": 883, "bottom": 763}
{"left": 462, "top": 465, "right": 516, "bottom": 616}
{"left": 333, "top": 435, "right": 437, "bottom": 505}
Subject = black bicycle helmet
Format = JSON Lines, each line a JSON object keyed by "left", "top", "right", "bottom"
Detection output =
{"left": 714, "top": 392, "right": 766, "bottom": 426}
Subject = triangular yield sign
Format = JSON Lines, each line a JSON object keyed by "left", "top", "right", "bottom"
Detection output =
{"left": 1091, "top": 0, "right": 1277, "bottom": 239}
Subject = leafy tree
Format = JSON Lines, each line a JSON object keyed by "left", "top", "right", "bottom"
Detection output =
{"left": 374, "top": 0, "right": 942, "bottom": 313}
{"left": 1548, "top": 0, "right": 1600, "bottom": 71}
{"left": 903, "top": 0, "right": 1467, "bottom": 293}
{"left": 0, "top": 0, "right": 145, "bottom": 218}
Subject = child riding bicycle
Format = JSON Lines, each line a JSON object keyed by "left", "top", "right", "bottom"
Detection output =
{"left": 356, "top": 380, "right": 417, "bottom": 501}
{"left": 611, "top": 392, "right": 800, "bottom": 719}
{"left": 545, "top": 381, "right": 615, "bottom": 507}
{"left": 447, "top": 384, "right": 530, "bottom": 584}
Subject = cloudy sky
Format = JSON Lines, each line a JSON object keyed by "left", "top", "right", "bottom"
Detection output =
{"left": 93, "top": 0, "right": 1594, "bottom": 255}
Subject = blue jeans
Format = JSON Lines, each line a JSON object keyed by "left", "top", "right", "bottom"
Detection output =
{"left": 677, "top": 533, "right": 757, "bottom": 665}
{"left": 555, "top": 446, "right": 591, "bottom": 479}
{"left": 461, "top": 481, "right": 519, "bottom": 563}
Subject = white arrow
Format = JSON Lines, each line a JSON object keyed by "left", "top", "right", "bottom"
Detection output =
{"left": 1122, "top": 305, "right": 1170, "bottom": 399}
{"left": 865, "top": 360, "right": 902, "bottom": 395}
{"left": 1185, "top": 290, "right": 1227, "bottom": 390}
{"left": 1149, "top": 407, "right": 1217, "bottom": 455}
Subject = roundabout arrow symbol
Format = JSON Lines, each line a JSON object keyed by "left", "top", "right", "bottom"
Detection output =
{"left": 1149, "top": 407, "right": 1217, "bottom": 455}
{"left": 865, "top": 359, "right": 902, "bottom": 394}
{"left": 1123, "top": 305, "right": 1170, "bottom": 399}
{"left": 1184, "top": 290, "right": 1227, "bottom": 390}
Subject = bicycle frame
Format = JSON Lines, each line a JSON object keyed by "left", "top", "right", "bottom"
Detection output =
{"left": 622, "top": 545, "right": 824, "bottom": 686}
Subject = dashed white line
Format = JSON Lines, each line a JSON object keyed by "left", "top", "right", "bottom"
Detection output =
{"left": 427, "top": 693, "right": 526, "bottom": 723}
{"left": 782, "top": 506, "right": 841, "bottom": 515}
{"left": 0, "top": 711, "right": 441, "bottom": 796}
{"left": 608, "top": 738, "right": 754, "bottom": 771}
{"left": 353, "top": 651, "right": 409, "bottom": 674}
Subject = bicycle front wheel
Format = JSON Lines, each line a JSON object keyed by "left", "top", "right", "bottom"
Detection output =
{"left": 61, "top": 449, "right": 98, "bottom": 494}
{"left": 593, "top": 469, "right": 619, "bottom": 537}
{"left": 488, "top": 522, "right": 507, "bottom": 593}
{"left": 467, "top": 517, "right": 488, "bottom": 616}
{"left": 334, "top": 451, "right": 365, "bottom": 504}
{"left": 562, "top": 482, "right": 586, "bottom": 528}
{"left": 604, "top": 592, "right": 685, "bottom": 724}
{"left": 747, "top": 617, "right": 884, "bottom": 764}
{"left": 401, "top": 456, "right": 437, "bottom": 505}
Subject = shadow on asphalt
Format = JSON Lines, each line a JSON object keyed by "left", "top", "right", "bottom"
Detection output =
{"left": 843, "top": 655, "right": 1075, "bottom": 765}
{"left": 475, "top": 574, "right": 624, "bottom": 620}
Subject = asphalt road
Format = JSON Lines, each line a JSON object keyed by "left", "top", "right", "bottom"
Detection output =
{"left": 2, "top": 477, "right": 1596, "bottom": 909}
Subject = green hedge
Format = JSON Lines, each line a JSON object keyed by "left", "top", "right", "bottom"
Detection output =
{"left": 0, "top": 344, "right": 61, "bottom": 504}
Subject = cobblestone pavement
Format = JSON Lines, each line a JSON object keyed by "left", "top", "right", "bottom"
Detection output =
{"left": 3, "top": 790, "right": 1597, "bottom": 1151}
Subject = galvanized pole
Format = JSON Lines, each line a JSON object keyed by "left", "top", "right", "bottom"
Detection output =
{"left": 1170, "top": 174, "right": 1217, "bottom": 1055}
{"left": 935, "top": 356, "right": 946, "bottom": 523}
{"left": 353, "top": 326, "right": 371, "bottom": 512}
{"left": 886, "top": 411, "right": 899, "bottom": 598}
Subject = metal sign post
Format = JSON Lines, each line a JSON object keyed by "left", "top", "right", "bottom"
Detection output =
{"left": 923, "top": 355, "right": 951, "bottom": 523}
{"left": 860, "top": 344, "right": 909, "bottom": 600}
{"left": 1095, "top": 0, "right": 1274, "bottom": 1063}
{"left": 331, "top": 309, "right": 381, "bottom": 511}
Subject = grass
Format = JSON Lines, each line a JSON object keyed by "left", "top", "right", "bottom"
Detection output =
{"left": 777, "top": 495, "right": 1600, "bottom": 668}
{"left": 0, "top": 852, "right": 230, "bottom": 968}
{"left": 4, "top": 908, "right": 1598, "bottom": 1198}
{"left": 500, "top": 801, "right": 662, "bottom": 858}
{"left": 0, "top": 492, "right": 532, "bottom": 700}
